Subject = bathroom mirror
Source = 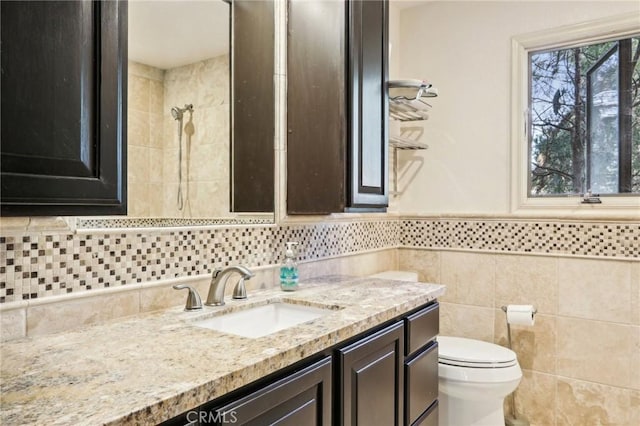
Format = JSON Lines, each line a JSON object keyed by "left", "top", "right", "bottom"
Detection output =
{"left": 87, "top": 0, "right": 274, "bottom": 228}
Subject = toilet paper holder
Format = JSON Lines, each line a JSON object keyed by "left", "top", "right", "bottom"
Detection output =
{"left": 501, "top": 305, "right": 537, "bottom": 426}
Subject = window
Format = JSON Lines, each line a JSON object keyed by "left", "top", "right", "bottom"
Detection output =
{"left": 511, "top": 14, "right": 640, "bottom": 215}
{"left": 529, "top": 38, "right": 639, "bottom": 196}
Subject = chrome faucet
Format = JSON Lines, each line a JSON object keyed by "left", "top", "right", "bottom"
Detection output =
{"left": 206, "top": 265, "right": 254, "bottom": 306}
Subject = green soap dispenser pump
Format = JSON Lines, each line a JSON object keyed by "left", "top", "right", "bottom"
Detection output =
{"left": 280, "top": 242, "right": 299, "bottom": 291}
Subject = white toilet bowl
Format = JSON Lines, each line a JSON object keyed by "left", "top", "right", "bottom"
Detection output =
{"left": 438, "top": 336, "right": 522, "bottom": 426}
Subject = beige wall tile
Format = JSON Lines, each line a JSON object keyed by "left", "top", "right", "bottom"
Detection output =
{"left": 557, "top": 317, "right": 636, "bottom": 388}
{"left": 630, "top": 391, "right": 640, "bottom": 426}
{"left": 128, "top": 61, "right": 163, "bottom": 81}
{"left": 127, "top": 109, "right": 150, "bottom": 148}
{"left": 27, "top": 292, "right": 140, "bottom": 337}
{"left": 557, "top": 377, "right": 633, "bottom": 426}
{"left": 128, "top": 145, "right": 150, "bottom": 183}
{"left": 512, "top": 370, "right": 556, "bottom": 426}
{"left": 149, "top": 113, "right": 165, "bottom": 150}
{"left": 439, "top": 302, "right": 494, "bottom": 342}
{"left": 440, "top": 251, "right": 495, "bottom": 307}
{"left": 633, "top": 326, "right": 640, "bottom": 391}
{"left": 340, "top": 250, "right": 398, "bottom": 277}
{"left": 558, "top": 258, "right": 632, "bottom": 323}
{"left": 495, "top": 254, "right": 558, "bottom": 314}
{"left": 148, "top": 148, "right": 164, "bottom": 184}
{"left": 631, "top": 262, "right": 639, "bottom": 326}
{"left": 149, "top": 79, "right": 164, "bottom": 115}
{"left": 127, "top": 182, "right": 150, "bottom": 218}
{"left": 0, "top": 308, "right": 26, "bottom": 341}
{"left": 128, "top": 74, "right": 149, "bottom": 113}
{"left": 189, "top": 180, "right": 228, "bottom": 218}
{"left": 397, "top": 248, "right": 440, "bottom": 283}
{"left": 495, "top": 312, "right": 556, "bottom": 374}
{"left": 140, "top": 279, "right": 209, "bottom": 313}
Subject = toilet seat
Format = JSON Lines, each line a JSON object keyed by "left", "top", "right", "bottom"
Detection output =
{"left": 437, "top": 336, "right": 517, "bottom": 368}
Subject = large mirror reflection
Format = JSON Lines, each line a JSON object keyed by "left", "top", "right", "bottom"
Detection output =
{"left": 122, "top": 0, "right": 274, "bottom": 225}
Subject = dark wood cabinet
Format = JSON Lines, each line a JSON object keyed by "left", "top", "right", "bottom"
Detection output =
{"left": 206, "top": 356, "right": 332, "bottom": 426}
{"left": 347, "top": 0, "right": 389, "bottom": 209}
{"left": 162, "top": 300, "right": 439, "bottom": 426}
{"left": 1, "top": 0, "right": 127, "bottom": 216}
{"left": 337, "top": 321, "right": 404, "bottom": 426}
{"left": 232, "top": 0, "right": 275, "bottom": 213}
{"left": 287, "top": 0, "right": 388, "bottom": 214}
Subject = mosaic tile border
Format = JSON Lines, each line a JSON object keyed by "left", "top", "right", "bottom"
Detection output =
{"left": 1, "top": 218, "right": 638, "bottom": 304}
{"left": 75, "top": 217, "right": 273, "bottom": 229}
{"left": 401, "top": 219, "right": 640, "bottom": 258}
{"left": 0, "top": 220, "right": 399, "bottom": 303}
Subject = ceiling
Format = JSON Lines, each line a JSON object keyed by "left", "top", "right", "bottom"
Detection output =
{"left": 128, "top": 0, "right": 229, "bottom": 70}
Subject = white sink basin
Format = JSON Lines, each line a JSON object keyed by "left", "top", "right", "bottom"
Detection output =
{"left": 192, "top": 302, "right": 335, "bottom": 338}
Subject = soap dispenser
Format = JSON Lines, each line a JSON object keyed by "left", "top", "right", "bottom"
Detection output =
{"left": 280, "top": 242, "right": 299, "bottom": 291}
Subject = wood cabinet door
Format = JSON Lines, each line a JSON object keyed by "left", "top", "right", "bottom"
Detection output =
{"left": 232, "top": 0, "right": 274, "bottom": 213}
{"left": 338, "top": 321, "right": 404, "bottom": 426}
{"left": 347, "top": 0, "right": 389, "bottom": 209}
{"left": 211, "top": 356, "right": 332, "bottom": 426}
{"left": 1, "top": 0, "right": 127, "bottom": 216}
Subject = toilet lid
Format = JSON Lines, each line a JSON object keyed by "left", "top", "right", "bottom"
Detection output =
{"left": 437, "top": 336, "right": 518, "bottom": 368}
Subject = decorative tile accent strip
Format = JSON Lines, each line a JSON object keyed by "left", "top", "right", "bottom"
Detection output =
{"left": 76, "top": 217, "right": 272, "bottom": 229}
{"left": 401, "top": 219, "right": 640, "bottom": 258}
{"left": 1, "top": 218, "right": 637, "bottom": 304}
{"left": 0, "top": 221, "right": 400, "bottom": 303}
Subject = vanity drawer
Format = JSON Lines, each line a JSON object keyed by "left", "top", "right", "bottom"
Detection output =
{"left": 405, "top": 341, "right": 438, "bottom": 426}
{"left": 412, "top": 400, "right": 438, "bottom": 426}
{"left": 405, "top": 302, "right": 439, "bottom": 356}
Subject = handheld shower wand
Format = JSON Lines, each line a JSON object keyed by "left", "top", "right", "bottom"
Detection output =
{"left": 172, "top": 104, "right": 194, "bottom": 211}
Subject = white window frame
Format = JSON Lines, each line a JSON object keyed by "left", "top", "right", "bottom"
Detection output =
{"left": 510, "top": 13, "right": 640, "bottom": 219}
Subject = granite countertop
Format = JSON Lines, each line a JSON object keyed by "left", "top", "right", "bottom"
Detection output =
{"left": 0, "top": 275, "right": 445, "bottom": 425}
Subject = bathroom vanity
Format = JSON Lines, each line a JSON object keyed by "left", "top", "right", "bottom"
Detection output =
{"left": 0, "top": 276, "right": 443, "bottom": 425}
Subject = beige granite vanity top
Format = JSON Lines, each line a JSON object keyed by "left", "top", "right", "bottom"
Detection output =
{"left": 0, "top": 276, "right": 444, "bottom": 425}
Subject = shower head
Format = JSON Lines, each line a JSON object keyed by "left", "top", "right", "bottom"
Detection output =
{"left": 171, "top": 104, "right": 194, "bottom": 121}
{"left": 171, "top": 107, "right": 183, "bottom": 121}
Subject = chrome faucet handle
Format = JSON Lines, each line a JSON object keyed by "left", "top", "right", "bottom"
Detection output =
{"left": 232, "top": 277, "right": 248, "bottom": 300}
{"left": 173, "top": 284, "right": 203, "bottom": 311}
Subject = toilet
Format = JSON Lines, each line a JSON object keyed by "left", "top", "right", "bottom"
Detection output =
{"left": 437, "top": 336, "right": 522, "bottom": 426}
{"left": 369, "top": 270, "right": 523, "bottom": 426}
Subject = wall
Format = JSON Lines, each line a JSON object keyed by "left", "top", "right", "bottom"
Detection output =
{"left": 163, "top": 55, "right": 230, "bottom": 218}
{"left": 127, "top": 55, "right": 230, "bottom": 218}
{"left": 392, "top": 2, "right": 640, "bottom": 424}
{"left": 394, "top": 0, "right": 640, "bottom": 215}
{"left": 128, "top": 61, "right": 165, "bottom": 217}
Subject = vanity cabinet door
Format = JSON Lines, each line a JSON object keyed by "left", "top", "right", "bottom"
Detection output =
{"left": 0, "top": 0, "right": 127, "bottom": 216}
{"left": 210, "top": 356, "right": 332, "bottom": 426}
{"left": 338, "top": 321, "right": 404, "bottom": 426}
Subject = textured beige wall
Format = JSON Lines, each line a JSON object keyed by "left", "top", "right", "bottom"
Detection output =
{"left": 399, "top": 248, "right": 640, "bottom": 426}
{"left": 127, "top": 61, "right": 165, "bottom": 217}
{"left": 127, "top": 55, "right": 230, "bottom": 218}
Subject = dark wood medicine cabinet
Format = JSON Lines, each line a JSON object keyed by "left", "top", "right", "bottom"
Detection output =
{"left": 0, "top": 0, "right": 128, "bottom": 216}
{"left": 287, "top": 0, "right": 389, "bottom": 215}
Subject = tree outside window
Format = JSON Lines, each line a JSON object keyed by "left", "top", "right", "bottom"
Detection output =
{"left": 528, "top": 37, "right": 640, "bottom": 197}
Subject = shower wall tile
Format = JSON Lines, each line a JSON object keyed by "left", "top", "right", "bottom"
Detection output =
{"left": 558, "top": 258, "right": 633, "bottom": 323}
{"left": 128, "top": 145, "right": 150, "bottom": 183}
{"left": 128, "top": 74, "right": 150, "bottom": 113}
